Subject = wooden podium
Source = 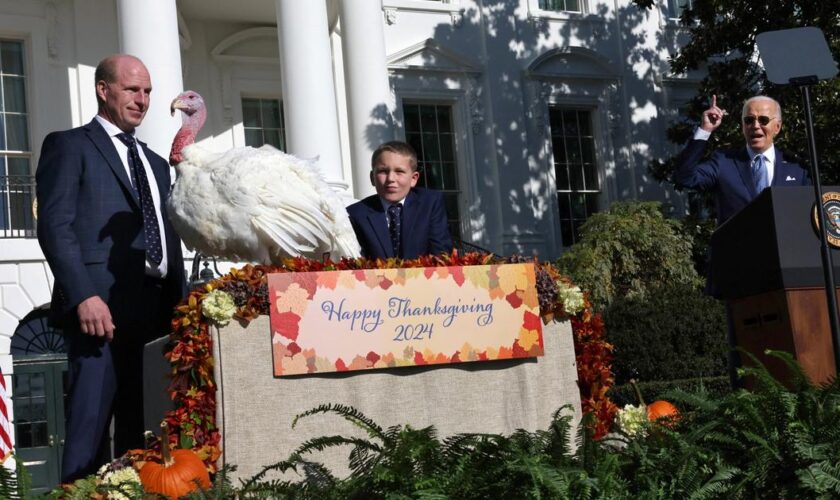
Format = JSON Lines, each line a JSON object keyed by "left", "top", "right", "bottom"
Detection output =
{"left": 710, "top": 187, "right": 838, "bottom": 385}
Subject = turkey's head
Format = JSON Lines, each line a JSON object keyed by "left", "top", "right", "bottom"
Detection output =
{"left": 169, "top": 90, "right": 207, "bottom": 166}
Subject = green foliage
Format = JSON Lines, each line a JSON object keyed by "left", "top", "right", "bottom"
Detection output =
{"left": 637, "top": 0, "right": 840, "bottom": 197}
{"left": 679, "top": 211, "right": 716, "bottom": 276}
{"left": 43, "top": 475, "right": 144, "bottom": 499}
{"left": 614, "top": 350, "right": 840, "bottom": 498}
{"left": 238, "top": 403, "right": 612, "bottom": 499}
{"left": 230, "top": 352, "right": 840, "bottom": 498}
{"left": 691, "top": 351, "right": 840, "bottom": 498}
{"left": 557, "top": 201, "right": 701, "bottom": 311}
{"left": 0, "top": 458, "right": 28, "bottom": 499}
{"left": 603, "top": 282, "right": 728, "bottom": 385}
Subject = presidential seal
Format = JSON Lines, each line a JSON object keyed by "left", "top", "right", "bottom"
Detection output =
{"left": 813, "top": 191, "right": 840, "bottom": 248}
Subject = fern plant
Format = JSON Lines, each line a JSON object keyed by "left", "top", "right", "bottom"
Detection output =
{"left": 238, "top": 403, "right": 600, "bottom": 498}
{"left": 652, "top": 350, "right": 840, "bottom": 499}
{"left": 0, "top": 458, "right": 28, "bottom": 500}
{"left": 226, "top": 354, "right": 840, "bottom": 498}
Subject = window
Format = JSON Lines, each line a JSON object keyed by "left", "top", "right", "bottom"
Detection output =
{"left": 0, "top": 40, "right": 34, "bottom": 238}
{"left": 13, "top": 371, "right": 49, "bottom": 448}
{"left": 539, "top": 0, "right": 582, "bottom": 13}
{"left": 549, "top": 108, "right": 599, "bottom": 247}
{"left": 668, "top": 0, "right": 692, "bottom": 18}
{"left": 403, "top": 102, "right": 461, "bottom": 242}
{"left": 241, "top": 98, "right": 285, "bottom": 150}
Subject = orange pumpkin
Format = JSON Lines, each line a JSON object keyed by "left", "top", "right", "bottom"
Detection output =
{"left": 646, "top": 400, "right": 679, "bottom": 424}
{"left": 140, "top": 423, "right": 211, "bottom": 499}
{"left": 630, "top": 379, "right": 680, "bottom": 426}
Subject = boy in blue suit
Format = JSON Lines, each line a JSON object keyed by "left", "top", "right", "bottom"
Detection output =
{"left": 347, "top": 141, "right": 453, "bottom": 259}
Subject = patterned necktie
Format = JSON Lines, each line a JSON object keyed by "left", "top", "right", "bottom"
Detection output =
{"left": 388, "top": 203, "right": 402, "bottom": 257}
{"left": 116, "top": 133, "right": 163, "bottom": 265}
{"left": 752, "top": 154, "right": 769, "bottom": 194}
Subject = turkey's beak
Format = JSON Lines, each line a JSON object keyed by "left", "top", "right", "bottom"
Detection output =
{"left": 170, "top": 98, "right": 188, "bottom": 116}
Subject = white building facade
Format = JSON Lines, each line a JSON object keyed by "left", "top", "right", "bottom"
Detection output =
{"left": 0, "top": 0, "right": 698, "bottom": 489}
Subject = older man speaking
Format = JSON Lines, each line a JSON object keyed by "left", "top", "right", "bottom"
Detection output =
{"left": 674, "top": 94, "right": 811, "bottom": 225}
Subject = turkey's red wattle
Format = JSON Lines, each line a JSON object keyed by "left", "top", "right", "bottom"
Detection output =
{"left": 169, "top": 127, "right": 196, "bottom": 166}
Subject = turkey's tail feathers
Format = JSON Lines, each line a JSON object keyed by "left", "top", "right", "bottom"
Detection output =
{"left": 332, "top": 232, "right": 363, "bottom": 260}
{"left": 252, "top": 195, "right": 335, "bottom": 262}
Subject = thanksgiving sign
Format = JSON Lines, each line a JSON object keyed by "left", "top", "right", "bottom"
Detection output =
{"left": 267, "top": 263, "right": 543, "bottom": 376}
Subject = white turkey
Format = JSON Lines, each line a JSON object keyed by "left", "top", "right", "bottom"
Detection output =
{"left": 167, "top": 90, "right": 361, "bottom": 264}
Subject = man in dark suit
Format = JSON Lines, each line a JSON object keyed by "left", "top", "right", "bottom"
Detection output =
{"left": 347, "top": 141, "right": 453, "bottom": 259}
{"left": 673, "top": 94, "right": 811, "bottom": 387}
{"left": 674, "top": 94, "right": 811, "bottom": 224}
{"left": 36, "top": 54, "right": 186, "bottom": 482}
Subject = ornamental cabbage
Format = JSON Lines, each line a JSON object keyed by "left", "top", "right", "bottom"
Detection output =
{"left": 615, "top": 404, "right": 647, "bottom": 438}
{"left": 97, "top": 461, "right": 142, "bottom": 500}
{"left": 558, "top": 282, "right": 584, "bottom": 315}
{"left": 201, "top": 289, "right": 237, "bottom": 326}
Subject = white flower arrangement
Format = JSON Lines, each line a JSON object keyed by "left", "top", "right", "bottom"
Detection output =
{"left": 96, "top": 461, "right": 142, "bottom": 500}
{"left": 201, "top": 289, "right": 237, "bottom": 326}
{"left": 558, "top": 282, "right": 585, "bottom": 315}
{"left": 615, "top": 404, "right": 648, "bottom": 438}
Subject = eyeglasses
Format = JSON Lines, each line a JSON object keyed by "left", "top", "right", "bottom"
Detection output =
{"left": 742, "top": 115, "right": 776, "bottom": 126}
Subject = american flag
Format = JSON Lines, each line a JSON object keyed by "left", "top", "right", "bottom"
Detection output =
{"left": 0, "top": 369, "right": 12, "bottom": 462}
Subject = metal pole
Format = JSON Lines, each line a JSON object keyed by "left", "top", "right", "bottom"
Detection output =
{"left": 801, "top": 84, "right": 840, "bottom": 372}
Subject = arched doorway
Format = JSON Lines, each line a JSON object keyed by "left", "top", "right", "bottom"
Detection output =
{"left": 11, "top": 306, "right": 66, "bottom": 494}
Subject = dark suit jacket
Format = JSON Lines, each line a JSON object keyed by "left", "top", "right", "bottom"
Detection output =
{"left": 673, "top": 139, "right": 811, "bottom": 297}
{"left": 36, "top": 119, "right": 186, "bottom": 330}
{"left": 347, "top": 187, "right": 453, "bottom": 259}
{"left": 673, "top": 139, "right": 811, "bottom": 224}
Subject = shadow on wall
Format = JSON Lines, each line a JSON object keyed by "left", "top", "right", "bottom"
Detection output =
{"left": 365, "top": 1, "right": 681, "bottom": 256}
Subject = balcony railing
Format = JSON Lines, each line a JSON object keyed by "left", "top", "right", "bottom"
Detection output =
{"left": 1, "top": 175, "right": 36, "bottom": 239}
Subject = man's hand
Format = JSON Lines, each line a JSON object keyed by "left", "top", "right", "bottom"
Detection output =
{"left": 700, "top": 94, "right": 727, "bottom": 133}
{"left": 77, "top": 296, "right": 115, "bottom": 341}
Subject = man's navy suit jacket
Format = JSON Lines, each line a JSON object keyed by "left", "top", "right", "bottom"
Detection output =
{"left": 673, "top": 139, "right": 811, "bottom": 225}
{"left": 347, "top": 187, "right": 453, "bottom": 259}
{"left": 673, "top": 139, "right": 811, "bottom": 297}
{"left": 36, "top": 119, "right": 186, "bottom": 330}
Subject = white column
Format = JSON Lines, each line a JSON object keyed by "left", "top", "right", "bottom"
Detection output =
{"left": 339, "top": 0, "right": 394, "bottom": 199}
{"left": 116, "top": 0, "right": 183, "bottom": 159}
{"left": 275, "top": 0, "right": 348, "bottom": 193}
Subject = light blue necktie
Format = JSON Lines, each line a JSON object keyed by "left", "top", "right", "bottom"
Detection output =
{"left": 752, "top": 154, "right": 769, "bottom": 194}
